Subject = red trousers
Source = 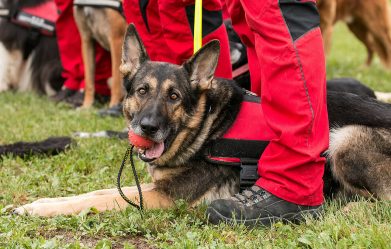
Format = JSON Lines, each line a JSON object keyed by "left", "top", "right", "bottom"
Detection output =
{"left": 225, "top": 0, "right": 329, "bottom": 205}
{"left": 123, "top": 0, "right": 232, "bottom": 79}
{"left": 54, "top": 0, "right": 111, "bottom": 95}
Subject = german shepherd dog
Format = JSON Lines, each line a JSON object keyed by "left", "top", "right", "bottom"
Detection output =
{"left": 14, "top": 25, "right": 391, "bottom": 217}
{"left": 0, "top": 0, "right": 63, "bottom": 94}
{"left": 317, "top": 0, "right": 391, "bottom": 69}
{"left": 73, "top": 0, "right": 127, "bottom": 108}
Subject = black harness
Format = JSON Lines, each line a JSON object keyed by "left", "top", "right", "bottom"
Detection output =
{"left": 73, "top": 0, "right": 125, "bottom": 17}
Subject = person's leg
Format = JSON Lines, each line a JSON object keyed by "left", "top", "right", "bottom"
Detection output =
{"left": 53, "top": 0, "right": 83, "bottom": 101}
{"left": 123, "top": 0, "right": 175, "bottom": 63}
{"left": 158, "top": 0, "right": 232, "bottom": 78}
{"left": 93, "top": 43, "right": 112, "bottom": 96}
{"left": 224, "top": 0, "right": 261, "bottom": 93}
{"left": 208, "top": 0, "right": 329, "bottom": 226}
{"left": 123, "top": 0, "right": 231, "bottom": 78}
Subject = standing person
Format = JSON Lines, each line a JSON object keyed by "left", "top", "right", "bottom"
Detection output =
{"left": 206, "top": 0, "right": 329, "bottom": 226}
{"left": 122, "top": 0, "right": 232, "bottom": 79}
{"left": 52, "top": 0, "right": 112, "bottom": 107}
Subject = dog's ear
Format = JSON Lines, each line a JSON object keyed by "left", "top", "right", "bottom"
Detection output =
{"left": 120, "top": 24, "right": 149, "bottom": 79}
{"left": 184, "top": 40, "right": 220, "bottom": 90}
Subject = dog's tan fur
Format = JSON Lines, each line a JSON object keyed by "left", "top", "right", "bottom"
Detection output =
{"left": 74, "top": 4, "right": 127, "bottom": 108}
{"left": 329, "top": 125, "right": 391, "bottom": 200}
{"left": 318, "top": 0, "right": 391, "bottom": 68}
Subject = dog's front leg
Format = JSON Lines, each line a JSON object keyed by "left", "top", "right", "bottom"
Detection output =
{"left": 80, "top": 35, "right": 96, "bottom": 108}
{"left": 0, "top": 43, "right": 11, "bottom": 92}
{"left": 74, "top": 7, "right": 96, "bottom": 109}
{"left": 0, "top": 43, "right": 24, "bottom": 92}
{"left": 318, "top": 0, "right": 336, "bottom": 57}
{"left": 13, "top": 183, "right": 173, "bottom": 217}
{"left": 108, "top": 34, "right": 125, "bottom": 107}
{"left": 108, "top": 11, "right": 126, "bottom": 107}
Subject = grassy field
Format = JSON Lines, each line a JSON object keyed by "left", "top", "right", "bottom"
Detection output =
{"left": 1, "top": 23, "right": 391, "bottom": 248}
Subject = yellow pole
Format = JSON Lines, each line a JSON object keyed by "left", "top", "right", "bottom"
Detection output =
{"left": 193, "top": 0, "right": 202, "bottom": 54}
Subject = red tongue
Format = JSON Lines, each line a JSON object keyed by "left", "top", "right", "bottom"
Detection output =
{"left": 128, "top": 130, "right": 154, "bottom": 149}
{"left": 128, "top": 130, "right": 165, "bottom": 159}
{"left": 145, "top": 142, "right": 165, "bottom": 159}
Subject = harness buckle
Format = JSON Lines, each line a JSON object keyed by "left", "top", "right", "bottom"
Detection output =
{"left": 239, "top": 158, "right": 259, "bottom": 190}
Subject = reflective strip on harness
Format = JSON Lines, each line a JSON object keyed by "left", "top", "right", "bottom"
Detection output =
{"left": 205, "top": 93, "right": 277, "bottom": 165}
{"left": 13, "top": 12, "right": 55, "bottom": 34}
{"left": 10, "top": 1, "right": 59, "bottom": 36}
{"left": 74, "top": 0, "right": 123, "bottom": 12}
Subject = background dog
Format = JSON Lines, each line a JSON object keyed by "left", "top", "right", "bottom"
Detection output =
{"left": 0, "top": 0, "right": 63, "bottom": 95}
{"left": 14, "top": 25, "right": 391, "bottom": 217}
{"left": 73, "top": 0, "right": 127, "bottom": 108}
{"left": 318, "top": 0, "right": 391, "bottom": 68}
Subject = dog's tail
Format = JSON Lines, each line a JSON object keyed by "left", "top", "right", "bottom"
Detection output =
{"left": 328, "top": 91, "right": 391, "bottom": 128}
{"left": 0, "top": 136, "right": 73, "bottom": 158}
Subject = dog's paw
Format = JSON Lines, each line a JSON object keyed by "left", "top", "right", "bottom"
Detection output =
{"left": 80, "top": 100, "right": 94, "bottom": 109}
{"left": 13, "top": 204, "right": 34, "bottom": 216}
{"left": 13, "top": 203, "right": 63, "bottom": 217}
{"left": 13, "top": 200, "right": 63, "bottom": 216}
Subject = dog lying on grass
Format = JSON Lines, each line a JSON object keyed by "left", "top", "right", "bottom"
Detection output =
{"left": 14, "top": 24, "right": 391, "bottom": 217}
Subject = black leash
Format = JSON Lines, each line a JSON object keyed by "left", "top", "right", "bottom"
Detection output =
{"left": 117, "top": 145, "right": 144, "bottom": 215}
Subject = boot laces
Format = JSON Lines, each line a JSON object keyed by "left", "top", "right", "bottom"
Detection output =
{"left": 233, "top": 185, "right": 269, "bottom": 206}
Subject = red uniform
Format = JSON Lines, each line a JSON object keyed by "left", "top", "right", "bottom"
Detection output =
{"left": 123, "top": 0, "right": 232, "bottom": 79}
{"left": 54, "top": 0, "right": 111, "bottom": 95}
{"left": 225, "top": 0, "right": 329, "bottom": 205}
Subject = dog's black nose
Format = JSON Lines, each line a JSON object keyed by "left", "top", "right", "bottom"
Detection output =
{"left": 140, "top": 117, "right": 159, "bottom": 135}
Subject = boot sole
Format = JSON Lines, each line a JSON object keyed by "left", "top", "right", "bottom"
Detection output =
{"left": 207, "top": 206, "right": 323, "bottom": 227}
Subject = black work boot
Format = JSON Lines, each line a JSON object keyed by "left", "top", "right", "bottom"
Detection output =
{"left": 97, "top": 103, "right": 123, "bottom": 117}
{"left": 206, "top": 185, "right": 322, "bottom": 227}
{"left": 65, "top": 91, "right": 84, "bottom": 108}
{"left": 50, "top": 88, "right": 77, "bottom": 103}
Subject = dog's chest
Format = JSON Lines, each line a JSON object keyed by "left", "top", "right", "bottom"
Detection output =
{"left": 82, "top": 6, "right": 95, "bottom": 17}
{"left": 77, "top": 7, "right": 111, "bottom": 50}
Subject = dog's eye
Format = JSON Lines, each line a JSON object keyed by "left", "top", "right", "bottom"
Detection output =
{"left": 170, "top": 93, "right": 179, "bottom": 101}
{"left": 137, "top": 88, "right": 147, "bottom": 95}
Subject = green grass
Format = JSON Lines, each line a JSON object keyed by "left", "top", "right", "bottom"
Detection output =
{"left": 1, "top": 23, "right": 391, "bottom": 248}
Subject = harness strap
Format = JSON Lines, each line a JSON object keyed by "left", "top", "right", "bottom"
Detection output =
{"left": 74, "top": 0, "right": 124, "bottom": 16}
{"left": 3, "top": 1, "right": 58, "bottom": 36}
{"left": 208, "top": 139, "right": 269, "bottom": 159}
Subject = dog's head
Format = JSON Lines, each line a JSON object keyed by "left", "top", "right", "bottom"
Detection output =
{"left": 121, "top": 24, "right": 220, "bottom": 163}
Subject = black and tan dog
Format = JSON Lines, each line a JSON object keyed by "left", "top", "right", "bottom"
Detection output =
{"left": 318, "top": 0, "right": 391, "bottom": 69}
{"left": 73, "top": 0, "right": 127, "bottom": 108}
{"left": 14, "top": 25, "right": 391, "bottom": 216}
{"left": 0, "top": 0, "right": 63, "bottom": 95}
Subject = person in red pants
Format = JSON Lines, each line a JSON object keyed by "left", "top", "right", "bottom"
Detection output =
{"left": 206, "top": 0, "right": 329, "bottom": 226}
{"left": 122, "top": 0, "right": 232, "bottom": 79}
{"left": 52, "top": 0, "right": 111, "bottom": 107}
